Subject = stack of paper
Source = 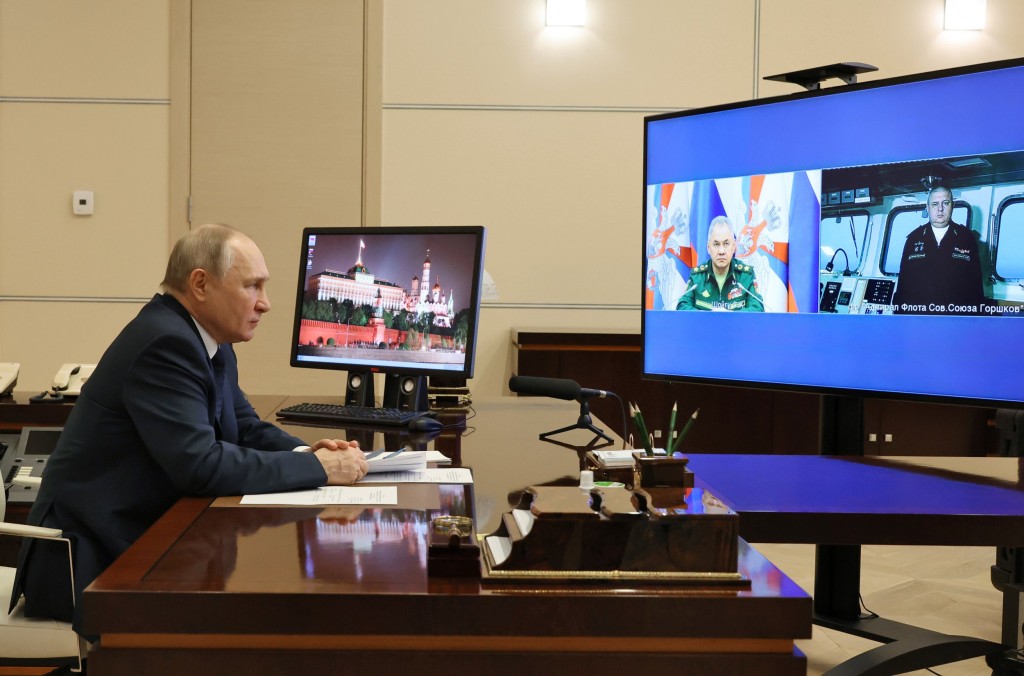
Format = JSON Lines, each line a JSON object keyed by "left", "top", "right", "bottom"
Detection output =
{"left": 590, "top": 450, "right": 636, "bottom": 467}
{"left": 366, "top": 449, "right": 427, "bottom": 473}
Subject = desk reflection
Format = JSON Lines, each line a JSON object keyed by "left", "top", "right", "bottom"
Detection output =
{"left": 145, "top": 485, "right": 472, "bottom": 591}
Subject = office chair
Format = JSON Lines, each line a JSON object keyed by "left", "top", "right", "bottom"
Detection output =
{"left": 0, "top": 476, "right": 85, "bottom": 674}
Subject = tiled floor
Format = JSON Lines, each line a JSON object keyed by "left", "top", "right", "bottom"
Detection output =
{"left": 754, "top": 543, "right": 1007, "bottom": 675}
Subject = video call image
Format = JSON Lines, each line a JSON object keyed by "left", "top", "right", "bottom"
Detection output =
{"left": 645, "top": 151, "right": 1024, "bottom": 319}
{"left": 818, "top": 149, "right": 1024, "bottom": 317}
{"left": 295, "top": 232, "right": 479, "bottom": 370}
{"left": 645, "top": 169, "right": 822, "bottom": 314}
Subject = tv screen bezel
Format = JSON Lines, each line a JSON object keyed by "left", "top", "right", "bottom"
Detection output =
{"left": 641, "top": 57, "right": 1024, "bottom": 409}
{"left": 289, "top": 224, "right": 486, "bottom": 381}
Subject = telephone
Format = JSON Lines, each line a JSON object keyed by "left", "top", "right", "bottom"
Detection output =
{"left": 0, "top": 362, "right": 19, "bottom": 397}
{"left": 52, "top": 363, "right": 96, "bottom": 397}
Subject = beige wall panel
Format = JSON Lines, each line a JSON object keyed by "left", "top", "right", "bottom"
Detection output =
{"left": 383, "top": 0, "right": 756, "bottom": 109}
{"left": 0, "top": 301, "right": 145, "bottom": 392}
{"left": 473, "top": 306, "right": 638, "bottom": 399}
{"left": 0, "top": 0, "right": 169, "bottom": 99}
{"left": 0, "top": 103, "right": 169, "bottom": 298}
{"left": 190, "top": 0, "right": 370, "bottom": 395}
{"left": 381, "top": 108, "right": 642, "bottom": 306}
{"left": 758, "top": 0, "right": 1024, "bottom": 98}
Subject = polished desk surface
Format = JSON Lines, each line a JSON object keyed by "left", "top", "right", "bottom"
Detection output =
{"left": 0, "top": 390, "right": 74, "bottom": 430}
{"left": 83, "top": 397, "right": 811, "bottom": 675}
{"left": 686, "top": 453, "right": 1024, "bottom": 546}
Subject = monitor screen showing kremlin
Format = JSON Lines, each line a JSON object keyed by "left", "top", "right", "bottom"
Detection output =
{"left": 642, "top": 58, "right": 1024, "bottom": 406}
{"left": 289, "top": 226, "right": 486, "bottom": 379}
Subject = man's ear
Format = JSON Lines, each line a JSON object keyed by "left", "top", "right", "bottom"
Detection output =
{"left": 187, "top": 268, "right": 210, "bottom": 301}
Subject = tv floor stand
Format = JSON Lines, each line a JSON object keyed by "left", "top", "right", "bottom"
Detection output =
{"left": 813, "top": 394, "right": 1011, "bottom": 674}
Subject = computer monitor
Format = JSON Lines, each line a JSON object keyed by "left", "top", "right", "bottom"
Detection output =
{"left": 289, "top": 225, "right": 486, "bottom": 410}
{"left": 643, "top": 58, "right": 1024, "bottom": 408}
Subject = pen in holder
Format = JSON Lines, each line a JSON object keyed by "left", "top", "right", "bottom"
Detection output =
{"left": 668, "top": 403, "right": 700, "bottom": 456}
{"left": 628, "top": 402, "right": 655, "bottom": 456}
{"left": 629, "top": 402, "right": 699, "bottom": 491}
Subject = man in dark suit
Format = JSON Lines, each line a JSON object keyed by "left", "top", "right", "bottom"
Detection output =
{"left": 12, "top": 223, "right": 369, "bottom": 637}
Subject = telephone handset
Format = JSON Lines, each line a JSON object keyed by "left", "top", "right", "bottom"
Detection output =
{"left": 30, "top": 363, "right": 97, "bottom": 403}
{"left": 52, "top": 363, "right": 95, "bottom": 396}
{"left": 0, "top": 362, "right": 19, "bottom": 397}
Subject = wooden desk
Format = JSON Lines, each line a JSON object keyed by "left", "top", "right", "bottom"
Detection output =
{"left": 686, "top": 453, "right": 1024, "bottom": 674}
{"left": 0, "top": 390, "right": 74, "bottom": 431}
{"left": 83, "top": 398, "right": 812, "bottom": 675}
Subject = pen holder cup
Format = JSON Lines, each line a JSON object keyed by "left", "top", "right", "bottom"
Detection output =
{"left": 632, "top": 452, "right": 690, "bottom": 489}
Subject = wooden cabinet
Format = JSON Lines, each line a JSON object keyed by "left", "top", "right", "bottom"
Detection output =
{"left": 862, "top": 398, "right": 995, "bottom": 456}
{"left": 512, "top": 329, "right": 820, "bottom": 454}
{"left": 512, "top": 329, "right": 997, "bottom": 456}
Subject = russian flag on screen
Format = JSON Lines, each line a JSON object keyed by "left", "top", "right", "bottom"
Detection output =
{"left": 646, "top": 182, "right": 705, "bottom": 309}
{"left": 787, "top": 170, "right": 820, "bottom": 312}
{"left": 688, "top": 179, "right": 727, "bottom": 270}
{"left": 735, "top": 174, "right": 790, "bottom": 312}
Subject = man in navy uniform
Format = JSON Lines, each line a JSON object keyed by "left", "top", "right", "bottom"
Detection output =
{"left": 677, "top": 216, "right": 764, "bottom": 312}
{"left": 892, "top": 185, "right": 985, "bottom": 315}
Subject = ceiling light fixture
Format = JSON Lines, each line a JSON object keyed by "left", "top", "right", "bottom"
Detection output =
{"left": 546, "top": 0, "right": 586, "bottom": 27}
{"left": 944, "top": 0, "right": 986, "bottom": 30}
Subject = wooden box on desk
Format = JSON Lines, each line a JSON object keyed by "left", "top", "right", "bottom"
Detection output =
{"left": 585, "top": 450, "right": 696, "bottom": 489}
{"left": 481, "top": 485, "right": 743, "bottom": 584}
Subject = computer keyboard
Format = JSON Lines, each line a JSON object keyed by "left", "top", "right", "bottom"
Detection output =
{"left": 276, "top": 402, "right": 427, "bottom": 427}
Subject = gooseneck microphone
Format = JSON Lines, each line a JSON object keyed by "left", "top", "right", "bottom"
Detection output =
{"left": 509, "top": 375, "right": 625, "bottom": 446}
{"left": 508, "top": 375, "right": 608, "bottom": 402}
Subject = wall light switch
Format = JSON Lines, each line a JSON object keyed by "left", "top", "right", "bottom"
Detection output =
{"left": 72, "top": 190, "right": 94, "bottom": 216}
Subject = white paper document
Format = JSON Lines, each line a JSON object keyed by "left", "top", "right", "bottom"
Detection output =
{"left": 240, "top": 486, "right": 398, "bottom": 506}
{"left": 359, "top": 467, "right": 473, "bottom": 484}
{"left": 426, "top": 450, "right": 452, "bottom": 465}
{"left": 590, "top": 450, "right": 635, "bottom": 467}
{"left": 365, "top": 449, "right": 427, "bottom": 473}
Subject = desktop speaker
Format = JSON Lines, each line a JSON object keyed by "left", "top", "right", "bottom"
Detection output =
{"left": 344, "top": 371, "right": 375, "bottom": 407}
{"left": 383, "top": 374, "right": 428, "bottom": 412}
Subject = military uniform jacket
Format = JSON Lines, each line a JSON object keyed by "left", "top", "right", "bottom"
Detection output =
{"left": 892, "top": 222, "right": 984, "bottom": 315}
{"left": 676, "top": 260, "right": 764, "bottom": 312}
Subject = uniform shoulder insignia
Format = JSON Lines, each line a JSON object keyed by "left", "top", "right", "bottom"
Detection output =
{"left": 736, "top": 263, "right": 750, "bottom": 272}
{"left": 694, "top": 263, "right": 707, "bottom": 272}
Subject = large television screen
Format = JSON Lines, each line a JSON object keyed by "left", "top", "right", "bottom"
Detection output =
{"left": 643, "top": 58, "right": 1024, "bottom": 407}
{"left": 290, "top": 226, "right": 486, "bottom": 380}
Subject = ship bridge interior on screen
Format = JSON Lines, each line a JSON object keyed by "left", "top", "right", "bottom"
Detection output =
{"left": 820, "top": 151, "right": 1024, "bottom": 316}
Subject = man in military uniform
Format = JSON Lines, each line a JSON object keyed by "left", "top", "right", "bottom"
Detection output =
{"left": 677, "top": 216, "right": 764, "bottom": 312}
{"left": 892, "top": 185, "right": 984, "bottom": 315}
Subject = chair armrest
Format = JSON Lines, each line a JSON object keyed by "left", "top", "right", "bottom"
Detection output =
{"left": 0, "top": 522, "right": 63, "bottom": 539}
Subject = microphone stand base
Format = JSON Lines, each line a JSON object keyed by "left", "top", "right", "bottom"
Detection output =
{"left": 538, "top": 407, "right": 614, "bottom": 447}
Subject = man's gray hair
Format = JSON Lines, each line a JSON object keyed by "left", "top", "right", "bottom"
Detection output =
{"left": 161, "top": 223, "right": 240, "bottom": 293}
{"left": 707, "top": 215, "right": 736, "bottom": 239}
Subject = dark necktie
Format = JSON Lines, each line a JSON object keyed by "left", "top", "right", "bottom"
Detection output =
{"left": 209, "top": 348, "right": 224, "bottom": 421}
{"left": 211, "top": 348, "right": 237, "bottom": 442}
